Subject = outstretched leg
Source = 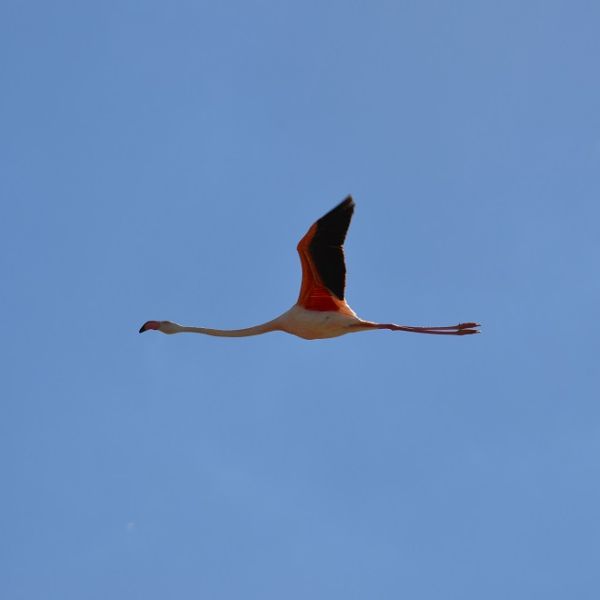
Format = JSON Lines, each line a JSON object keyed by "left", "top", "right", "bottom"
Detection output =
{"left": 367, "top": 322, "right": 480, "bottom": 336}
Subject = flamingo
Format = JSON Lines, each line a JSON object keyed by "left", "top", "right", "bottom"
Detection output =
{"left": 139, "top": 196, "right": 479, "bottom": 340}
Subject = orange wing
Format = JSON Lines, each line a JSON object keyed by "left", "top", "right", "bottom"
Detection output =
{"left": 296, "top": 196, "right": 355, "bottom": 313}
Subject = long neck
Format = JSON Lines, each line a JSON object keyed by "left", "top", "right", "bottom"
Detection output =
{"left": 174, "top": 319, "right": 281, "bottom": 338}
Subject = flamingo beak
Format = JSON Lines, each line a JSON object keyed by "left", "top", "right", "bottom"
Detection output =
{"left": 139, "top": 320, "right": 160, "bottom": 333}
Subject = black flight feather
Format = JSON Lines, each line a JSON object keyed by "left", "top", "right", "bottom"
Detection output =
{"left": 309, "top": 196, "right": 355, "bottom": 300}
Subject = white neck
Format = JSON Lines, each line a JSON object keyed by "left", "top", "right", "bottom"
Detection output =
{"left": 172, "top": 319, "right": 281, "bottom": 338}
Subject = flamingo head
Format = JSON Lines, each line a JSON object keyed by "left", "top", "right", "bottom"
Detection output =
{"left": 138, "top": 320, "right": 180, "bottom": 334}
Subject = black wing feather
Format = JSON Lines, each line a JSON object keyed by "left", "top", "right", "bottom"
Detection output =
{"left": 309, "top": 196, "right": 355, "bottom": 300}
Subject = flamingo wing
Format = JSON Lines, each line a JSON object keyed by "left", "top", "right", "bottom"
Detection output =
{"left": 296, "top": 196, "right": 355, "bottom": 312}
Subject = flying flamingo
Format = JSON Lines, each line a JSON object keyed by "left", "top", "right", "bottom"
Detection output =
{"left": 139, "top": 196, "right": 479, "bottom": 340}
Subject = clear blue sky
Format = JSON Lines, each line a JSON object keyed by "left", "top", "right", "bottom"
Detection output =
{"left": 2, "top": 1, "right": 599, "bottom": 598}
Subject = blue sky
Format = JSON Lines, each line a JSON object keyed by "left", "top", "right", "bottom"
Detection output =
{"left": 2, "top": 1, "right": 599, "bottom": 598}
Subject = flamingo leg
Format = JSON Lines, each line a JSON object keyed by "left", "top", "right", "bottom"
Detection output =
{"left": 369, "top": 322, "right": 480, "bottom": 336}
